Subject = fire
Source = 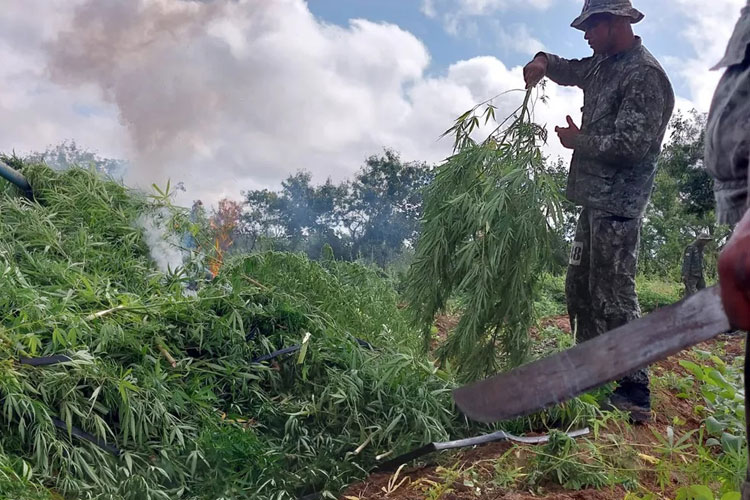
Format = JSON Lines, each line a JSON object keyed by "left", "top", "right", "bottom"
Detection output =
{"left": 207, "top": 235, "right": 224, "bottom": 279}
{"left": 207, "top": 198, "right": 242, "bottom": 278}
{"left": 208, "top": 223, "right": 232, "bottom": 278}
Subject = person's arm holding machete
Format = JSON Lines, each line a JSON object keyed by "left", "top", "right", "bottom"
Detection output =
{"left": 704, "top": 2, "right": 750, "bottom": 496}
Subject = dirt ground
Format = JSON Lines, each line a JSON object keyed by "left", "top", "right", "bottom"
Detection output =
{"left": 342, "top": 317, "right": 745, "bottom": 500}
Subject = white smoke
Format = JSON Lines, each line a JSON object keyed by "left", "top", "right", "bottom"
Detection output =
{"left": 42, "top": 0, "right": 583, "bottom": 205}
{"left": 136, "top": 209, "right": 186, "bottom": 274}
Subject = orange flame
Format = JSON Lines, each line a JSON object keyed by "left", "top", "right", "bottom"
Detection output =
{"left": 207, "top": 198, "right": 242, "bottom": 278}
{"left": 208, "top": 238, "right": 224, "bottom": 278}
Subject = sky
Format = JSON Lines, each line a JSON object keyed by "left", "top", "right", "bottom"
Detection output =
{"left": 0, "top": 0, "right": 744, "bottom": 205}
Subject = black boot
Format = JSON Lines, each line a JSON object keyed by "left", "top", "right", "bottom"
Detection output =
{"left": 606, "top": 382, "right": 651, "bottom": 424}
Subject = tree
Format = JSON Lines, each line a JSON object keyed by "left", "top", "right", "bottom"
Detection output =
{"left": 242, "top": 172, "right": 348, "bottom": 255}
{"left": 348, "top": 150, "right": 434, "bottom": 266}
{"left": 639, "top": 111, "right": 726, "bottom": 279}
{"left": 240, "top": 151, "right": 433, "bottom": 265}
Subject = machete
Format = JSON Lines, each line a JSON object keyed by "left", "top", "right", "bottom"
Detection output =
{"left": 453, "top": 286, "right": 731, "bottom": 423}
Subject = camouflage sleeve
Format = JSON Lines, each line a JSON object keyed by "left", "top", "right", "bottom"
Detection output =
{"left": 537, "top": 52, "right": 595, "bottom": 88}
{"left": 681, "top": 248, "right": 690, "bottom": 277}
{"left": 574, "top": 68, "right": 671, "bottom": 164}
{"left": 705, "top": 60, "right": 750, "bottom": 226}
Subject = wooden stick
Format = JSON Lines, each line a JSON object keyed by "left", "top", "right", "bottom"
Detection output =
{"left": 243, "top": 275, "right": 268, "bottom": 290}
{"left": 86, "top": 305, "right": 125, "bottom": 321}
{"left": 353, "top": 433, "right": 374, "bottom": 456}
{"left": 157, "top": 343, "right": 177, "bottom": 368}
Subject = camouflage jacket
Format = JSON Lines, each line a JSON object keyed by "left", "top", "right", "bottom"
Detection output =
{"left": 705, "top": 1, "right": 750, "bottom": 227}
{"left": 541, "top": 38, "right": 675, "bottom": 218}
{"left": 681, "top": 244, "right": 704, "bottom": 280}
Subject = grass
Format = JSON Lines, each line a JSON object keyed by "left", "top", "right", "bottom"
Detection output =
{"left": 535, "top": 274, "right": 683, "bottom": 318}
{"left": 535, "top": 274, "right": 567, "bottom": 318}
{"left": 636, "top": 278, "right": 682, "bottom": 313}
{"left": 533, "top": 274, "right": 682, "bottom": 320}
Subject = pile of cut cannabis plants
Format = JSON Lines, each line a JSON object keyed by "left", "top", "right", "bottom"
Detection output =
{"left": 0, "top": 162, "right": 463, "bottom": 499}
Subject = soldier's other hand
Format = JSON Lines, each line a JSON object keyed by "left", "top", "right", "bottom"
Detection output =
{"left": 523, "top": 55, "right": 548, "bottom": 89}
{"left": 718, "top": 211, "right": 750, "bottom": 331}
{"left": 554, "top": 115, "right": 580, "bottom": 150}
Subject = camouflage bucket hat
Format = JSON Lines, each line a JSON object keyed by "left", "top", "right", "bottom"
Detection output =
{"left": 697, "top": 232, "right": 713, "bottom": 241}
{"left": 571, "top": 0, "right": 645, "bottom": 31}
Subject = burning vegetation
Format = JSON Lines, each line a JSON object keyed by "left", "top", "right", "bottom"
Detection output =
{"left": 207, "top": 198, "right": 242, "bottom": 278}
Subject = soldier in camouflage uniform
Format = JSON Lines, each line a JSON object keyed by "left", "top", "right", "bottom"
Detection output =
{"left": 681, "top": 233, "right": 712, "bottom": 297}
{"left": 523, "top": 0, "right": 675, "bottom": 422}
{"left": 704, "top": 2, "right": 750, "bottom": 497}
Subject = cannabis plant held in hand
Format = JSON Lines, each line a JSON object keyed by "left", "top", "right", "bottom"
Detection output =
{"left": 405, "top": 88, "right": 565, "bottom": 382}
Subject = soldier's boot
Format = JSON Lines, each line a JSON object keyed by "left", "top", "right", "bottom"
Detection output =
{"left": 606, "top": 381, "right": 651, "bottom": 424}
{"left": 605, "top": 395, "right": 651, "bottom": 424}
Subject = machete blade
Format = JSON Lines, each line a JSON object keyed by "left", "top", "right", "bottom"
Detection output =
{"left": 453, "top": 286, "right": 731, "bottom": 423}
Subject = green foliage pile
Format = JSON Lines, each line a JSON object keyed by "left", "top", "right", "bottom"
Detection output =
{"left": 405, "top": 90, "right": 564, "bottom": 381}
{"left": 0, "top": 163, "right": 463, "bottom": 499}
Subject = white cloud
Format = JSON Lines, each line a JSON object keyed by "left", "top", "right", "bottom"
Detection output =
{"left": 423, "top": 0, "right": 555, "bottom": 18}
{"left": 0, "top": 0, "right": 126, "bottom": 161}
{"left": 495, "top": 22, "right": 546, "bottom": 56}
{"left": 423, "top": 0, "right": 556, "bottom": 40}
{"left": 666, "top": 0, "right": 744, "bottom": 111}
{"left": 421, "top": 0, "right": 438, "bottom": 18}
{"left": 0, "top": 0, "right": 577, "bottom": 206}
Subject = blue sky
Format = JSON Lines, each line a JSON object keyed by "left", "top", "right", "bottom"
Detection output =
{"left": 307, "top": 0, "right": 701, "bottom": 98}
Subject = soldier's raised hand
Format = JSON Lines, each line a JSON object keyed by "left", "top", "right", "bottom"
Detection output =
{"left": 523, "top": 55, "right": 548, "bottom": 89}
{"left": 718, "top": 211, "right": 750, "bottom": 331}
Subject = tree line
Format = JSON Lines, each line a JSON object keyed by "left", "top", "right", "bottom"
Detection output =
{"left": 225, "top": 111, "right": 718, "bottom": 281}
{"left": 229, "top": 149, "right": 434, "bottom": 267}
{"left": 23, "top": 112, "right": 720, "bottom": 281}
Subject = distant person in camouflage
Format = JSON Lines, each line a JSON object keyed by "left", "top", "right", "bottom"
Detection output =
{"left": 704, "top": 2, "right": 750, "bottom": 497}
{"left": 522, "top": 0, "right": 675, "bottom": 423}
{"left": 681, "top": 233, "right": 712, "bottom": 297}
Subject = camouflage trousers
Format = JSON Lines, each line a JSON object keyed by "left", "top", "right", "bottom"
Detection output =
{"left": 565, "top": 208, "right": 649, "bottom": 397}
{"left": 683, "top": 275, "right": 706, "bottom": 297}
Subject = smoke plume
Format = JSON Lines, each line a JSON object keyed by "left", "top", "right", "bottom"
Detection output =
{"left": 44, "top": 0, "right": 582, "bottom": 204}
{"left": 136, "top": 209, "right": 185, "bottom": 273}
